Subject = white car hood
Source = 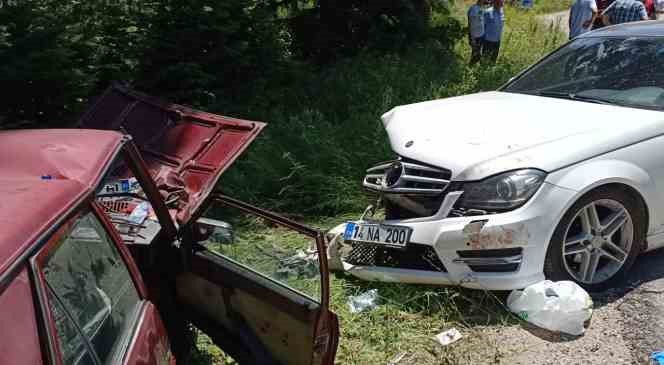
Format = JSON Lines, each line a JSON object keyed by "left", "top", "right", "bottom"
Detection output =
{"left": 382, "top": 91, "right": 664, "bottom": 181}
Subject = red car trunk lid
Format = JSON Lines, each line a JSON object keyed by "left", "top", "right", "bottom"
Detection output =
{"left": 78, "top": 84, "right": 265, "bottom": 224}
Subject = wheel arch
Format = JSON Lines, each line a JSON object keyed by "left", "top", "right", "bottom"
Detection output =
{"left": 547, "top": 159, "right": 654, "bottom": 239}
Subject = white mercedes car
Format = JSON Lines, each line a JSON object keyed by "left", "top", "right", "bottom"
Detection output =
{"left": 328, "top": 22, "right": 664, "bottom": 291}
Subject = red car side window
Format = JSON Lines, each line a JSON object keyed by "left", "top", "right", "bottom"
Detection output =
{"left": 39, "top": 211, "right": 142, "bottom": 364}
{"left": 45, "top": 287, "right": 96, "bottom": 365}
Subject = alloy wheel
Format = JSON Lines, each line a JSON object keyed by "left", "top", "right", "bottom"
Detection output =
{"left": 561, "top": 199, "right": 634, "bottom": 284}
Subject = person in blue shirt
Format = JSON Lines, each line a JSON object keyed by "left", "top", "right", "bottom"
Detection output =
{"left": 569, "top": 0, "right": 598, "bottom": 39}
{"left": 483, "top": 0, "right": 505, "bottom": 64}
{"left": 467, "top": 0, "right": 487, "bottom": 65}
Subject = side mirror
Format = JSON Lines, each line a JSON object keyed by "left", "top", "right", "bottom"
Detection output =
{"left": 195, "top": 217, "right": 235, "bottom": 245}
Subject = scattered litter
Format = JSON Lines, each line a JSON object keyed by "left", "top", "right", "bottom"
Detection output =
{"left": 275, "top": 250, "right": 319, "bottom": 280}
{"left": 386, "top": 351, "right": 407, "bottom": 365}
{"left": 507, "top": 280, "right": 593, "bottom": 336}
{"left": 651, "top": 351, "right": 664, "bottom": 365}
{"left": 348, "top": 289, "right": 379, "bottom": 313}
{"left": 100, "top": 177, "right": 141, "bottom": 195}
{"left": 434, "top": 328, "right": 462, "bottom": 346}
{"left": 41, "top": 175, "right": 53, "bottom": 180}
{"left": 128, "top": 201, "right": 150, "bottom": 225}
{"left": 99, "top": 197, "right": 138, "bottom": 215}
{"left": 326, "top": 223, "right": 348, "bottom": 271}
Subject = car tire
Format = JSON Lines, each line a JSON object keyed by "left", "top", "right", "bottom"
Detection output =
{"left": 544, "top": 186, "right": 645, "bottom": 292}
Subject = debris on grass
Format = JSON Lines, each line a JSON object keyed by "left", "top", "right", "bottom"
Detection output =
{"left": 348, "top": 288, "right": 379, "bottom": 313}
{"left": 386, "top": 351, "right": 407, "bottom": 365}
{"left": 434, "top": 327, "right": 463, "bottom": 346}
{"left": 325, "top": 223, "right": 348, "bottom": 271}
{"left": 507, "top": 280, "right": 593, "bottom": 336}
{"left": 275, "top": 249, "right": 319, "bottom": 279}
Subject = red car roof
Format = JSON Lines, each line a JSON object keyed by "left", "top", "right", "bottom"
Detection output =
{"left": 0, "top": 129, "right": 124, "bottom": 274}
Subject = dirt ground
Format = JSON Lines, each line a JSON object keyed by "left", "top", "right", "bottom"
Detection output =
{"left": 446, "top": 249, "right": 664, "bottom": 364}
{"left": 540, "top": 10, "right": 570, "bottom": 38}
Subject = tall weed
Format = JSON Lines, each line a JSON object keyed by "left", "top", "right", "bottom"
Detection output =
{"left": 221, "top": 3, "right": 565, "bottom": 216}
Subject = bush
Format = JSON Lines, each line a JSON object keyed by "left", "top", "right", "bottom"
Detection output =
{"left": 220, "top": 3, "right": 566, "bottom": 216}
{"left": 0, "top": 0, "right": 565, "bottom": 217}
{"left": 134, "top": 0, "right": 290, "bottom": 105}
{"left": 288, "top": 0, "right": 463, "bottom": 62}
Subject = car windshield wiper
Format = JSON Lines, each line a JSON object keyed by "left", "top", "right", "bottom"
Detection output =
{"left": 535, "top": 90, "right": 615, "bottom": 105}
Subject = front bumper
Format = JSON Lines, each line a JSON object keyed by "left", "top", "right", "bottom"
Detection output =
{"left": 329, "top": 182, "right": 577, "bottom": 290}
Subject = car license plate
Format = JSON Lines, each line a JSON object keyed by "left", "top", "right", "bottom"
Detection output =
{"left": 343, "top": 222, "right": 411, "bottom": 248}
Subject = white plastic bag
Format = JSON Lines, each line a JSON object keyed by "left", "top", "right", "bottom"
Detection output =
{"left": 507, "top": 280, "right": 593, "bottom": 336}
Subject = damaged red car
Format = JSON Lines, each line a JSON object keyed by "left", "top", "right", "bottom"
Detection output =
{"left": 0, "top": 84, "right": 338, "bottom": 365}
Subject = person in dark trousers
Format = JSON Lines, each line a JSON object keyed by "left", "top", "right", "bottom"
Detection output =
{"left": 467, "top": 0, "right": 487, "bottom": 65}
{"left": 483, "top": 0, "right": 504, "bottom": 64}
{"left": 602, "top": 0, "right": 648, "bottom": 24}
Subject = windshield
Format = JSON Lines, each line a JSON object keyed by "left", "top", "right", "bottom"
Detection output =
{"left": 503, "top": 36, "right": 664, "bottom": 111}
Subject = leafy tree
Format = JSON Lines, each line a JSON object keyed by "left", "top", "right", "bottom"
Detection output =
{"left": 0, "top": 0, "right": 154, "bottom": 128}
{"left": 134, "top": 0, "right": 289, "bottom": 105}
{"left": 284, "top": 0, "right": 462, "bottom": 62}
{"left": 0, "top": 0, "right": 461, "bottom": 127}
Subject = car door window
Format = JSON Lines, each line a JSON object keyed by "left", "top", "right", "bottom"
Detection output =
{"left": 200, "top": 204, "right": 322, "bottom": 302}
{"left": 40, "top": 212, "right": 142, "bottom": 364}
{"left": 46, "top": 287, "right": 96, "bottom": 365}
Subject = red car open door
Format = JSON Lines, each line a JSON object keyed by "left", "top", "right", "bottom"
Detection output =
{"left": 178, "top": 195, "right": 339, "bottom": 365}
{"left": 79, "top": 85, "right": 339, "bottom": 364}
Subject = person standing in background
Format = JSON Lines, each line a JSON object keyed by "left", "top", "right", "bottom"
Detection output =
{"left": 602, "top": 0, "right": 648, "bottom": 25}
{"left": 569, "top": 0, "right": 598, "bottom": 39}
{"left": 467, "top": 0, "right": 486, "bottom": 65}
{"left": 593, "top": 0, "right": 614, "bottom": 28}
{"left": 483, "top": 0, "right": 505, "bottom": 64}
{"left": 655, "top": 0, "right": 664, "bottom": 19}
{"left": 643, "top": 0, "right": 656, "bottom": 17}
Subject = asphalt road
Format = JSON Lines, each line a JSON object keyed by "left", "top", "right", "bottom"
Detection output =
{"left": 461, "top": 249, "right": 664, "bottom": 364}
{"left": 612, "top": 249, "right": 664, "bottom": 363}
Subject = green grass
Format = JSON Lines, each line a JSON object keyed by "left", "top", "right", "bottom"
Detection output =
{"left": 221, "top": 0, "right": 566, "bottom": 217}
{"left": 192, "top": 2, "right": 567, "bottom": 364}
{"left": 532, "top": 0, "right": 573, "bottom": 14}
{"left": 192, "top": 215, "right": 520, "bottom": 364}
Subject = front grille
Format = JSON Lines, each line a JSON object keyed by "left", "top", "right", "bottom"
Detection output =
{"left": 383, "top": 195, "right": 443, "bottom": 219}
{"left": 345, "top": 242, "right": 447, "bottom": 272}
{"left": 363, "top": 158, "right": 452, "bottom": 195}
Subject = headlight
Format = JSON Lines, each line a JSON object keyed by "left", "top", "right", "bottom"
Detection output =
{"left": 457, "top": 169, "right": 546, "bottom": 211}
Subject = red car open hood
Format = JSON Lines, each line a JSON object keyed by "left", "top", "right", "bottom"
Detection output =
{"left": 78, "top": 84, "right": 265, "bottom": 224}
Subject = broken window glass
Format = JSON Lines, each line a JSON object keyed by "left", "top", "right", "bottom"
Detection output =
{"left": 42, "top": 212, "right": 141, "bottom": 364}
